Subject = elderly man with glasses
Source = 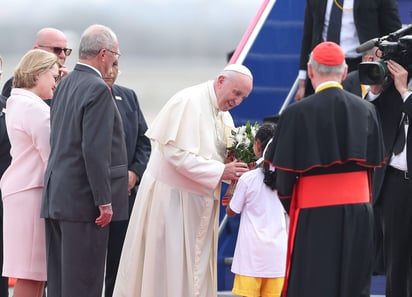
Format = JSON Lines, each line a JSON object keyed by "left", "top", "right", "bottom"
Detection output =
{"left": 41, "top": 24, "right": 127, "bottom": 297}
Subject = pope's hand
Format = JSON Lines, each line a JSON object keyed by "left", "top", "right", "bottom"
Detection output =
{"left": 222, "top": 160, "right": 249, "bottom": 181}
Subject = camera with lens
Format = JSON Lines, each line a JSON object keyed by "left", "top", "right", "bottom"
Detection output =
{"left": 358, "top": 25, "right": 412, "bottom": 85}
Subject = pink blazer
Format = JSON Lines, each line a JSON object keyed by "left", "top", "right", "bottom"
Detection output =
{"left": 0, "top": 88, "right": 50, "bottom": 196}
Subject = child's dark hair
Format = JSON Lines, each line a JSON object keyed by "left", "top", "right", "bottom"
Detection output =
{"left": 255, "top": 122, "right": 276, "bottom": 150}
{"left": 258, "top": 122, "right": 277, "bottom": 189}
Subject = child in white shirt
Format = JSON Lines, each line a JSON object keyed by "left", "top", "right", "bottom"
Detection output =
{"left": 226, "top": 123, "right": 288, "bottom": 297}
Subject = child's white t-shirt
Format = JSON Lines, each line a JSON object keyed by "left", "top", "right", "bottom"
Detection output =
{"left": 229, "top": 167, "right": 288, "bottom": 277}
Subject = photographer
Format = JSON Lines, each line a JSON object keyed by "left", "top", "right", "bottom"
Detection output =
{"left": 366, "top": 59, "right": 412, "bottom": 297}
{"left": 342, "top": 46, "right": 381, "bottom": 97}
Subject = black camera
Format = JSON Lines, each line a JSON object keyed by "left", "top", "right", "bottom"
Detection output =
{"left": 358, "top": 25, "right": 412, "bottom": 85}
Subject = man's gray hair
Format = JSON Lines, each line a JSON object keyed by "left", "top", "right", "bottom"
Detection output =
{"left": 308, "top": 53, "right": 346, "bottom": 75}
{"left": 79, "top": 24, "right": 118, "bottom": 59}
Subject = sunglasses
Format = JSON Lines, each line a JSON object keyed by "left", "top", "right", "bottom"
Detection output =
{"left": 39, "top": 45, "right": 72, "bottom": 56}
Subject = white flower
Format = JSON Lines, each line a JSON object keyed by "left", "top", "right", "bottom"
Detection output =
{"left": 227, "top": 121, "right": 260, "bottom": 164}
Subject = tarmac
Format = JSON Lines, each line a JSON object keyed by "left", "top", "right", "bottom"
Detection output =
{"left": 6, "top": 290, "right": 385, "bottom": 297}
{"left": 6, "top": 287, "right": 387, "bottom": 297}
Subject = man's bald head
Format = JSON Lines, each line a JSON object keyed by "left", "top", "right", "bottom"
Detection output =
{"left": 33, "top": 28, "right": 70, "bottom": 65}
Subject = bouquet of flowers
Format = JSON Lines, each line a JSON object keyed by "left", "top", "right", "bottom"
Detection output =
{"left": 227, "top": 120, "right": 260, "bottom": 164}
{"left": 222, "top": 121, "right": 260, "bottom": 206}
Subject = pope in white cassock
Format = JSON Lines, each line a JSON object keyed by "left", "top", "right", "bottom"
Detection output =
{"left": 113, "top": 64, "right": 253, "bottom": 297}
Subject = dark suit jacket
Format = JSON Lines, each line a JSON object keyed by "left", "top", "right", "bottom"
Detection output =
{"left": 342, "top": 70, "right": 362, "bottom": 97}
{"left": 112, "top": 85, "right": 150, "bottom": 180}
{"left": 369, "top": 82, "right": 407, "bottom": 204}
{"left": 299, "top": 0, "right": 402, "bottom": 71}
{"left": 111, "top": 84, "right": 151, "bottom": 205}
{"left": 41, "top": 64, "right": 128, "bottom": 222}
{"left": 1, "top": 77, "right": 12, "bottom": 99}
{"left": 0, "top": 95, "right": 11, "bottom": 177}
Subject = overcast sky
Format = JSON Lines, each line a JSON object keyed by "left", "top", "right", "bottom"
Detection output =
{"left": 0, "top": 0, "right": 261, "bottom": 58}
{"left": 0, "top": 0, "right": 263, "bottom": 123}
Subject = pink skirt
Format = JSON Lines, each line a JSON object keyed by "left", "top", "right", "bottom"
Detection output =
{"left": 2, "top": 187, "right": 46, "bottom": 281}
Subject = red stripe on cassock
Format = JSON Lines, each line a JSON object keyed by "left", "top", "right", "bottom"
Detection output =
{"left": 282, "top": 170, "right": 370, "bottom": 296}
{"left": 274, "top": 158, "right": 385, "bottom": 174}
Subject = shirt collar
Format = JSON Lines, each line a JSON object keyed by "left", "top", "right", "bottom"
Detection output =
{"left": 315, "top": 81, "right": 343, "bottom": 93}
{"left": 77, "top": 62, "right": 102, "bottom": 78}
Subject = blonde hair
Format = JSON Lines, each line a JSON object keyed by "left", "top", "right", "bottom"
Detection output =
{"left": 13, "top": 49, "right": 58, "bottom": 89}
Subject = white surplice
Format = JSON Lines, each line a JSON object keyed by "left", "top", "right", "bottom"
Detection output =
{"left": 113, "top": 81, "right": 234, "bottom": 297}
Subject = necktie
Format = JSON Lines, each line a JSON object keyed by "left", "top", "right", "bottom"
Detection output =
{"left": 393, "top": 114, "right": 408, "bottom": 155}
{"left": 327, "top": 0, "right": 343, "bottom": 44}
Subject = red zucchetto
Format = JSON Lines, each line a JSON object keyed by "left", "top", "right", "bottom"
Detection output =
{"left": 312, "top": 41, "right": 345, "bottom": 66}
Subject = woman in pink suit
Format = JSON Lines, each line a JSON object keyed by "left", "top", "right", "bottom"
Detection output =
{"left": 0, "top": 49, "right": 59, "bottom": 297}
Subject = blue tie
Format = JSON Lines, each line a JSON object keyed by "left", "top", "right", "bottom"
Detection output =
{"left": 327, "top": 0, "right": 343, "bottom": 44}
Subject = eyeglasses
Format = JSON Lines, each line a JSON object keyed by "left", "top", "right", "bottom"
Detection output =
{"left": 49, "top": 70, "right": 62, "bottom": 83}
{"left": 39, "top": 45, "right": 72, "bottom": 56}
{"left": 105, "top": 48, "right": 121, "bottom": 58}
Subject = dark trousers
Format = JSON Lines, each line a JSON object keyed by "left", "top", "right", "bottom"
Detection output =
{"left": 45, "top": 219, "right": 109, "bottom": 297}
{"left": 104, "top": 191, "right": 136, "bottom": 297}
{"left": 0, "top": 198, "right": 8, "bottom": 297}
{"left": 104, "top": 220, "right": 128, "bottom": 297}
{"left": 375, "top": 166, "right": 412, "bottom": 297}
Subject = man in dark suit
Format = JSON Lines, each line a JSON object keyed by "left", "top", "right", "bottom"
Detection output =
{"left": 341, "top": 66, "right": 363, "bottom": 97}
{"left": 295, "top": 0, "right": 401, "bottom": 100}
{"left": 103, "top": 62, "right": 151, "bottom": 297}
{"left": 367, "top": 60, "right": 412, "bottom": 297}
{"left": 342, "top": 46, "right": 380, "bottom": 97}
{"left": 41, "top": 24, "right": 128, "bottom": 297}
{"left": 341, "top": 46, "right": 390, "bottom": 277}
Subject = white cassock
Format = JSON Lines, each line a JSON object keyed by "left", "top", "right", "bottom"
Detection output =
{"left": 113, "top": 80, "right": 234, "bottom": 297}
